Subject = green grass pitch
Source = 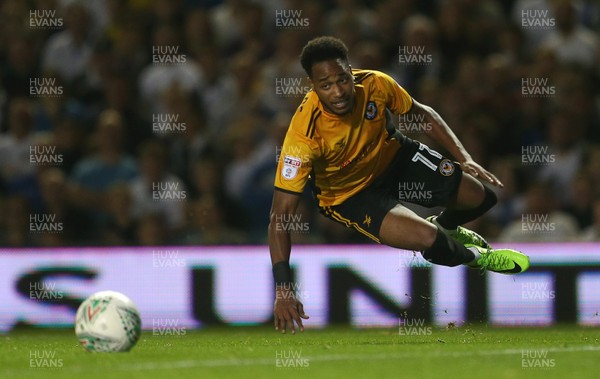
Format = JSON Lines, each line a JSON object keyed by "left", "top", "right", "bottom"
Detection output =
{"left": 1, "top": 325, "right": 599, "bottom": 379}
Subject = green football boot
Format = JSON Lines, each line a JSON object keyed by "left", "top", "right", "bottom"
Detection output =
{"left": 465, "top": 244, "right": 530, "bottom": 274}
{"left": 427, "top": 215, "right": 492, "bottom": 249}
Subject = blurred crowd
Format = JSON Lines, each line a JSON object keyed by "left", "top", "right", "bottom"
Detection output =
{"left": 0, "top": 0, "right": 599, "bottom": 247}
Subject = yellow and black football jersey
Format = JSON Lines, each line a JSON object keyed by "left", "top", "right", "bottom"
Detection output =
{"left": 274, "top": 69, "right": 413, "bottom": 207}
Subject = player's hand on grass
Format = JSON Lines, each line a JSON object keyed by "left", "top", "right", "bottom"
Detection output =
{"left": 274, "top": 289, "right": 309, "bottom": 335}
{"left": 460, "top": 160, "right": 504, "bottom": 188}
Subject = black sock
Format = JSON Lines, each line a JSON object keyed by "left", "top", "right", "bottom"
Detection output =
{"left": 436, "top": 186, "right": 497, "bottom": 230}
{"left": 422, "top": 229, "right": 475, "bottom": 267}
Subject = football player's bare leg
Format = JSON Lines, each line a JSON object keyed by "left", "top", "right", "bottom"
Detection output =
{"left": 379, "top": 204, "right": 476, "bottom": 267}
{"left": 380, "top": 205, "right": 436, "bottom": 250}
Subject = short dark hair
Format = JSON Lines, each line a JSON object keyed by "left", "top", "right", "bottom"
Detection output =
{"left": 300, "top": 36, "right": 349, "bottom": 77}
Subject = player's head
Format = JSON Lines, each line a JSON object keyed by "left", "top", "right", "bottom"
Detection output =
{"left": 300, "top": 36, "right": 354, "bottom": 116}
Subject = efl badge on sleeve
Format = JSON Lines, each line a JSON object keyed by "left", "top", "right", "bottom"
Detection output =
{"left": 282, "top": 156, "right": 302, "bottom": 180}
{"left": 365, "top": 101, "right": 378, "bottom": 120}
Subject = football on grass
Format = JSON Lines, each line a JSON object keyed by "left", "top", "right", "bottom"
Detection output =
{"left": 75, "top": 290, "right": 141, "bottom": 352}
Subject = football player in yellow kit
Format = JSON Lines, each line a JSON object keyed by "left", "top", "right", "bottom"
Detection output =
{"left": 269, "top": 36, "right": 530, "bottom": 334}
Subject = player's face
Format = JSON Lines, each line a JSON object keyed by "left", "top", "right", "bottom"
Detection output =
{"left": 310, "top": 59, "right": 355, "bottom": 116}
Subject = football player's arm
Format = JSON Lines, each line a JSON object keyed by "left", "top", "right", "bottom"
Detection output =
{"left": 408, "top": 99, "right": 504, "bottom": 188}
{"left": 380, "top": 71, "right": 503, "bottom": 187}
{"left": 269, "top": 189, "right": 309, "bottom": 334}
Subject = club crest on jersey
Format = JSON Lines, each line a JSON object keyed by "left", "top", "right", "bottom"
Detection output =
{"left": 282, "top": 156, "right": 302, "bottom": 180}
{"left": 439, "top": 159, "right": 455, "bottom": 176}
{"left": 365, "top": 101, "right": 377, "bottom": 120}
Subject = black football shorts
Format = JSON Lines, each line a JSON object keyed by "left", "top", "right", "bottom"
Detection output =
{"left": 318, "top": 137, "right": 462, "bottom": 243}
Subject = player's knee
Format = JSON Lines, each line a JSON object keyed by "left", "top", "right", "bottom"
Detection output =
{"left": 481, "top": 186, "right": 497, "bottom": 210}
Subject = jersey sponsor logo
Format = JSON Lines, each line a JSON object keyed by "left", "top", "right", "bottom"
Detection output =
{"left": 439, "top": 159, "right": 455, "bottom": 176}
{"left": 365, "top": 101, "right": 378, "bottom": 120}
{"left": 339, "top": 140, "right": 376, "bottom": 169}
{"left": 282, "top": 156, "right": 302, "bottom": 180}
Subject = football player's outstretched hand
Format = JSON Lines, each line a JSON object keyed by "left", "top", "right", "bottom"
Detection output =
{"left": 461, "top": 159, "right": 504, "bottom": 188}
{"left": 274, "top": 289, "right": 309, "bottom": 335}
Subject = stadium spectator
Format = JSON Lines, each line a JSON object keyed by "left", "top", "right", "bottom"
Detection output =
{"left": 222, "top": 115, "right": 272, "bottom": 202}
{"left": 41, "top": 1, "right": 95, "bottom": 84}
{"left": 185, "top": 8, "right": 216, "bottom": 54}
{"left": 138, "top": 23, "right": 204, "bottom": 114}
{"left": 1, "top": 33, "right": 40, "bottom": 98}
{"left": 563, "top": 171, "right": 595, "bottom": 230}
{"left": 210, "top": 0, "right": 248, "bottom": 53}
{"left": 485, "top": 157, "right": 526, "bottom": 232}
{"left": 498, "top": 180, "right": 579, "bottom": 242}
{"left": 195, "top": 46, "right": 236, "bottom": 136}
{"left": 100, "top": 73, "right": 149, "bottom": 155}
{"left": 50, "top": 116, "right": 86, "bottom": 175}
{"left": 67, "top": 109, "right": 138, "bottom": 236}
{"left": 190, "top": 155, "right": 248, "bottom": 233}
{"left": 259, "top": 31, "right": 308, "bottom": 115}
{"left": 0, "top": 98, "right": 48, "bottom": 199}
{"left": 0, "top": 195, "right": 32, "bottom": 246}
{"left": 136, "top": 212, "right": 170, "bottom": 246}
{"left": 540, "top": 0, "right": 599, "bottom": 71}
{"left": 393, "top": 14, "right": 441, "bottom": 91}
{"left": 536, "top": 108, "right": 586, "bottom": 202}
{"left": 129, "top": 140, "right": 187, "bottom": 234}
{"left": 183, "top": 195, "right": 247, "bottom": 245}
{"left": 580, "top": 196, "right": 600, "bottom": 241}
{"left": 34, "top": 167, "right": 87, "bottom": 245}
{"left": 102, "top": 183, "right": 135, "bottom": 245}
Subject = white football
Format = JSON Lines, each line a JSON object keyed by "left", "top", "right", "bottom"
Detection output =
{"left": 75, "top": 291, "right": 141, "bottom": 352}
